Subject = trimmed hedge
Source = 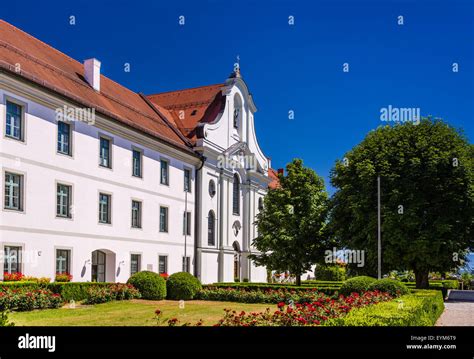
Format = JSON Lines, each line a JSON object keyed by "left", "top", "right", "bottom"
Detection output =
{"left": 325, "top": 290, "right": 444, "bottom": 326}
{"left": 1, "top": 282, "right": 113, "bottom": 301}
{"left": 204, "top": 283, "right": 339, "bottom": 296}
{"left": 314, "top": 265, "right": 346, "bottom": 281}
{"left": 127, "top": 271, "right": 166, "bottom": 300}
{"left": 339, "top": 276, "right": 377, "bottom": 295}
{"left": 166, "top": 272, "right": 202, "bottom": 300}
{"left": 368, "top": 279, "right": 409, "bottom": 296}
{"left": 196, "top": 286, "right": 335, "bottom": 304}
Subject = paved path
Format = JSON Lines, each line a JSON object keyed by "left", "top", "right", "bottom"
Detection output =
{"left": 436, "top": 302, "right": 474, "bottom": 326}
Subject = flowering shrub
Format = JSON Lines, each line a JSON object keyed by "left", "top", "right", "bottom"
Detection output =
{"left": 84, "top": 283, "right": 141, "bottom": 304}
{"left": 3, "top": 272, "right": 24, "bottom": 282}
{"left": 214, "top": 290, "right": 393, "bottom": 326}
{"left": 18, "top": 276, "right": 51, "bottom": 284}
{"left": 154, "top": 308, "right": 203, "bottom": 327}
{"left": 0, "top": 288, "right": 62, "bottom": 311}
{"left": 55, "top": 273, "right": 72, "bottom": 282}
{"left": 160, "top": 273, "right": 169, "bottom": 280}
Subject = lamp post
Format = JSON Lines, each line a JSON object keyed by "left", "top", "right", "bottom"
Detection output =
{"left": 377, "top": 175, "right": 382, "bottom": 280}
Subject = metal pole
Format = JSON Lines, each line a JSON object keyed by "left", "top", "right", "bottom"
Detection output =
{"left": 184, "top": 190, "right": 187, "bottom": 272}
{"left": 377, "top": 176, "right": 381, "bottom": 280}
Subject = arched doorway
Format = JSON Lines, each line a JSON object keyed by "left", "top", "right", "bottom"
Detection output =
{"left": 91, "top": 249, "right": 116, "bottom": 282}
{"left": 232, "top": 241, "right": 241, "bottom": 282}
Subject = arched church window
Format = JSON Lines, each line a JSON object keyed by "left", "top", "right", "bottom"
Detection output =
{"left": 233, "top": 173, "right": 240, "bottom": 215}
{"left": 208, "top": 210, "right": 215, "bottom": 246}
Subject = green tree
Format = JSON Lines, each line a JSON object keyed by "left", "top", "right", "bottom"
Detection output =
{"left": 329, "top": 118, "right": 474, "bottom": 288}
{"left": 250, "top": 159, "right": 330, "bottom": 285}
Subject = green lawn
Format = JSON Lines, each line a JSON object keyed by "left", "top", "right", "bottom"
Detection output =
{"left": 10, "top": 300, "right": 273, "bottom": 326}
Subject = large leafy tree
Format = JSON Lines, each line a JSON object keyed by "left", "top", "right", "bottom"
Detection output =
{"left": 329, "top": 118, "right": 474, "bottom": 288}
{"left": 250, "top": 159, "right": 330, "bottom": 285}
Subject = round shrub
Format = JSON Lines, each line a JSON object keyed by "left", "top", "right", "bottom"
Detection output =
{"left": 166, "top": 272, "right": 202, "bottom": 300}
{"left": 368, "top": 279, "right": 409, "bottom": 296}
{"left": 314, "top": 264, "right": 346, "bottom": 281}
{"left": 127, "top": 271, "right": 166, "bottom": 300}
{"left": 339, "top": 276, "right": 377, "bottom": 295}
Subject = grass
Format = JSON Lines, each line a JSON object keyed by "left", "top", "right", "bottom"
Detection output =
{"left": 10, "top": 300, "right": 273, "bottom": 326}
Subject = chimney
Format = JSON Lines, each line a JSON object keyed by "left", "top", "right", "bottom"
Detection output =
{"left": 84, "top": 58, "right": 101, "bottom": 92}
{"left": 277, "top": 168, "right": 284, "bottom": 176}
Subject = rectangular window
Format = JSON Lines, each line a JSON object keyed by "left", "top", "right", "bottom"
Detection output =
{"left": 158, "top": 255, "right": 168, "bottom": 274}
{"left": 132, "top": 149, "right": 142, "bottom": 178}
{"left": 56, "top": 183, "right": 72, "bottom": 218}
{"left": 99, "top": 136, "right": 111, "bottom": 168}
{"left": 4, "top": 172, "right": 23, "bottom": 211}
{"left": 57, "top": 121, "right": 71, "bottom": 155}
{"left": 56, "top": 249, "right": 70, "bottom": 274}
{"left": 131, "top": 200, "right": 142, "bottom": 228}
{"left": 184, "top": 168, "right": 191, "bottom": 192}
{"left": 3, "top": 246, "right": 22, "bottom": 274}
{"left": 182, "top": 256, "right": 190, "bottom": 273}
{"left": 159, "top": 206, "right": 168, "bottom": 233}
{"left": 99, "top": 193, "right": 111, "bottom": 224}
{"left": 5, "top": 101, "right": 23, "bottom": 141}
{"left": 160, "top": 160, "right": 169, "bottom": 185}
{"left": 183, "top": 211, "right": 191, "bottom": 236}
{"left": 130, "top": 254, "right": 141, "bottom": 276}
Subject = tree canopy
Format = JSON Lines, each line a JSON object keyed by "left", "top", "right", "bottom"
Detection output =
{"left": 329, "top": 118, "right": 474, "bottom": 288}
{"left": 250, "top": 159, "right": 331, "bottom": 285}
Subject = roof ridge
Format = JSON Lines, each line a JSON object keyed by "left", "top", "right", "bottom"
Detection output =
{"left": 147, "top": 83, "right": 224, "bottom": 97}
{"left": 0, "top": 40, "right": 176, "bottom": 132}
{"left": 0, "top": 61, "right": 190, "bottom": 151}
{"left": 0, "top": 20, "right": 79, "bottom": 68}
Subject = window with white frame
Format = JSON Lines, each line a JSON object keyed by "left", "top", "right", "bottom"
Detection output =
{"left": 99, "top": 136, "right": 111, "bottom": 168}
{"left": 5, "top": 100, "right": 23, "bottom": 141}
{"left": 159, "top": 206, "right": 168, "bottom": 233}
{"left": 158, "top": 255, "right": 168, "bottom": 274}
{"left": 131, "top": 200, "right": 142, "bottom": 228}
{"left": 184, "top": 168, "right": 191, "bottom": 192}
{"left": 130, "top": 254, "right": 141, "bottom": 275}
{"left": 4, "top": 172, "right": 23, "bottom": 211}
{"left": 182, "top": 256, "right": 190, "bottom": 273}
{"left": 183, "top": 211, "right": 191, "bottom": 236}
{"left": 160, "top": 159, "right": 169, "bottom": 185}
{"left": 4, "top": 246, "right": 21, "bottom": 274}
{"left": 56, "top": 249, "right": 70, "bottom": 274}
{"left": 132, "top": 149, "right": 142, "bottom": 178}
{"left": 56, "top": 183, "right": 72, "bottom": 218}
{"left": 99, "top": 193, "right": 111, "bottom": 224}
{"left": 57, "top": 121, "right": 71, "bottom": 155}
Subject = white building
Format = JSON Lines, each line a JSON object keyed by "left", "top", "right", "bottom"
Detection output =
{"left": 0, "top": 20, "right": 278, "bottom": 284}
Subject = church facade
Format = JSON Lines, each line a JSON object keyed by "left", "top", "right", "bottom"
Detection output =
{"left": 0, "top": 20, "right": 278, "bottom": 284}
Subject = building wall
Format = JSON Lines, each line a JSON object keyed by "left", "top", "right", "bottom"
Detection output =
{"left": 0, "top": 84, "right": 197, "bottom": 282}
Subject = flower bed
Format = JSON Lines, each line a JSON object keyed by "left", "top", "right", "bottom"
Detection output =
{"left": 83, "top": 283, "right": 141, "bottom": 304}
{"left": 214, "top": 290, "right": 393, "bottom": 326}
{"left": 324, "top": 290, "right": 444, "bottom": 326}
{"left": 0, "top": 288, "right": 62, "bottom": 311}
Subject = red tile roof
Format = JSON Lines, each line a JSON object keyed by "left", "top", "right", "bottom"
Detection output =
{"left": 268, "top": 168, "right": 281, "bottom": 189}
{"left": 147, "top": 84, "right": 226, "bottom": 143}
{"left": 0, "top": 20, "right": 193, "bottom": 153}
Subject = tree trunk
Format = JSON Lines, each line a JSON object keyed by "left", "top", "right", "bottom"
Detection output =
{"left": 415, "top": 270, "right": 429, "bottom": 289}
{"left": 295, "top": 274, "right": 301, "bottom": 286}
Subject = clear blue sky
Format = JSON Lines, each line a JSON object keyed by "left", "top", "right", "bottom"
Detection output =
{"left": 2, "top": 0, "right": 473, "bottom": 193}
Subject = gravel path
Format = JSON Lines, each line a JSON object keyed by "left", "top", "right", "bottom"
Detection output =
{"left": 436, "top": 302, "right": 474, "bottom": 326}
